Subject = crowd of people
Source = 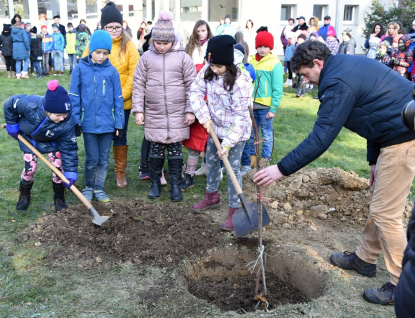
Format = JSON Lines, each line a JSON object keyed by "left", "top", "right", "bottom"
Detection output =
{"left": 3, "top": 6, "right": 415, "bottom": 315}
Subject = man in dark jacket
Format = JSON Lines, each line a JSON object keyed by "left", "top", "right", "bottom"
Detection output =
{"left": 291, "top": 16, "right": 308, "bottom": 33}
{"left": 254, "top": 40, "right": 415, "bottom": 306}
{"left": 318, "top": 15, "right": 336, "bottom": 41}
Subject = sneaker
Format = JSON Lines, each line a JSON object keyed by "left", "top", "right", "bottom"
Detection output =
{"left": 94, "top": 190, "right": 110, "bottom": 203}
{"left": 82, "top": 187, "right": 94, "bottom": 202}
{"left": 53, "top": 71, "right": 58, "bottom": 76}
{"left": 195, "top": 163, "right": 207, "bottom": 176}
{"left": 68, "top": 70, "right": 72, "bottom": 76}
{"left": 240, "top": 165, "right": 252, "bottom": 176}
{"left": 36, "top": 74, "right": 43, "bottom": 79}
{"left": 330, "top": 251, "right": 377, "bottom": 277}
{"left": 59, "top": 71, "right": 63, "bottom": 76}
{"left": 139, "top": 164, "right": 150, "bottom": 180}
{"left": 363, "top": 282, "right": 395, "bottom": 305}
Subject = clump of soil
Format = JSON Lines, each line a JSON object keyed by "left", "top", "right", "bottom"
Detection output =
{"left": 24, "top": 200, "right": 223, "bottom": 268}
{"left": 187, "top": 273, "right": 309, "bottom": 312}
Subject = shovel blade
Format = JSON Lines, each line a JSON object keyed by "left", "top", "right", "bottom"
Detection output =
{"left": 233, "top": 202, "right": 271, "bottom": 237}
{"left": 89, "top": 207, "right": 110, "bottom": 226}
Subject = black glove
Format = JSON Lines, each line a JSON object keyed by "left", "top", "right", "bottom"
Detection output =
{"left": 75, "top": 125, "right": 82, "bottom": 137}
{"left": 115, "top": 129, "right": 124, "bottom": 139}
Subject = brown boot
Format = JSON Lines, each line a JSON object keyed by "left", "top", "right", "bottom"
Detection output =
{"left": 191, "top": 189, "right": 221, "bottom": 212}
{"left": 113, "top": 145, "right": 128, "bottom": 188}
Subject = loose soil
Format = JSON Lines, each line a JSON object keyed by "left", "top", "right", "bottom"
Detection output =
{"left": 23, "top": 167, "right": 412, "bottom": 316}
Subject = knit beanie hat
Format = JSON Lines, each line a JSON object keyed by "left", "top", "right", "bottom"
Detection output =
{"left": 255, "top": 26, "right": 274, "bottom": 49}
{"left": 379, "top": 40, "right": 390, "bottom": 49}
{"left": 206, "top": 35, "right": 236, "bottom": 65}
{"left": 41, "top": 25, "right": 48, "bottom": 31}
{"left": 342, "top": 28, "right": 352, "bottom": 39}
{"left": 44, "top": 80, "right": 72, "bottom": 114}
{"left": 3, "top": 24, "right": 11, "bottom": 33}
{"left": 78, "top": 23, "right": 87, "bottom": 32}
{"left": 100, "top": 1, "right": 123, "bottom": 27}
{"left": 89, "top": 30, "right": 113, "bottom": 53}
{"left": 29, "top": 26, "right": 37, "bottom": 34}
{"left": 152, "top": 10, "right": 175, "bottom": 43}
{"left": 327, "top": 26, "right": 336, "bottom": 37}
{"left": 297, "top": 34, "right": 307, "bottom": 42}
{"left": 52, "top": 23, "right": 59, "bottom": 30}
{"left": 233, "top": 44, "right": 245, "bottom": 64}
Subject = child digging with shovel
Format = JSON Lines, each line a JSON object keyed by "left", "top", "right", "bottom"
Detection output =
{"left": 4, "top": 80, "right": 78, "bottom": 212}
{"left": 189, "top": 35, "right": 253, "bottom": 231}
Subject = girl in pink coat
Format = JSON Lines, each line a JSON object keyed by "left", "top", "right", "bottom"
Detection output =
{"left": 132, "top": 10, "right": 196, "bottom": 202}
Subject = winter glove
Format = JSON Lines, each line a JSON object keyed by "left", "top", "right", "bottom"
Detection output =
{"left": 74, "top": 125, "right": 82, "bottom": 137}
{"left": 6, "top": 123, "right": 20, "bottom": 140}
{"left": 115, "top": 129, "right": 124, "bottom": 139}
{"left": 393, "top": 58, "right": 401, "bottom": 66}
{"left": 63, "top": 178, "right": 76, "bottom": 190}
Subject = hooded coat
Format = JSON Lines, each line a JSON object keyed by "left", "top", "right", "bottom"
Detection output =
{"left": 0, "top": 24, "right": 13, "bottom": 56}
{"left": 11, "top": 26, "right": 30, "bottom": 60}
{"left": 392, "top": 35, "right": 413, "bottom": 76}
{"left": 338, "top": 37, "right": 356, "bottom": 55}
{"left": 132, "top": 39, "right": 196, "bottom": 144}
{"left": 307, "top": 16, "right": 320, "bottom": 33}
{"left": 3, "top": 94, "right": 78, "bottom": 180}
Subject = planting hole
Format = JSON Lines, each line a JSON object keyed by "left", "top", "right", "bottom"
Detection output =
{"left": 183, "top": 246, "right": 327, "bottom": 312}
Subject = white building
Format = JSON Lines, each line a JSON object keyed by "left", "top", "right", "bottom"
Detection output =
{"left": 0, "top": 0, "right": 397, "bottom": 55}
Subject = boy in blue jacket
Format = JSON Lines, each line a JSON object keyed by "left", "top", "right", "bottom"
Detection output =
{"left": 4, "top": 80, "right": 78, "bottom": 212}
{"left": 40, "top": 24, "right": 52, "bottom": 76}
{"left": 69, "top": 30, "right": 124, "bottom": 203}
{"left": 51, "top": 23, "right": 64, "bottom": 75}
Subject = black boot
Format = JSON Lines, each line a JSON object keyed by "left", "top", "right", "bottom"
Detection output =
{"left": 149, "top": 158, "right": 164, "bottom": 199}
{"left": 53, "top": 182, "right": 67, "bottom": 212}
{"left": 180, "top": 173, "right": 194, "bottom": 191}
{"left": 168, "top": 158, "right": 183, "bottom": 202}
{"left": 16, "top": 181, "right": 33, "bottom": 210}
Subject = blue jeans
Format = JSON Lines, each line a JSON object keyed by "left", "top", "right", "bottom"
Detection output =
{"left": 15, "top": 56, "right": 30, "bottom": 75}
{"left": 68, "top": 54, "right": 76, "bottom": 72}
{"left": 241, "top": 140, "right": 251, "bottom": 166}
{"left": 33, "top": 61, "right": 42, "bottom": 75}
{"left": 53, "top": 50, "right": 63, "bottom": 72}
{"left": 249, "top": 108, "right": 274, "bottom": 159}
{"left": 113, "top": 109, "right": 130, "bottom": 146}
{"left": 83, "top": 133, "right": 113, "bottom": 190}
{"left": 206, "top": 136, "right": 245, "bottom": 208}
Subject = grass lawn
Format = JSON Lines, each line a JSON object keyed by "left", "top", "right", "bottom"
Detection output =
{"left": 0, "top": 71, "right": 408, "bottom": 316}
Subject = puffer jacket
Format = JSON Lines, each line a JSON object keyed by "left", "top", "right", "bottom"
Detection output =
{"left": 392, "top": 35, "right": 413, "bottom": 76}
{"left": 83, "top": 36, "right": 140, "bottom": 111}
{"left": 277, "top": 54, "right": 415, "bottom": 176}
{"left": 132, "top": 40, "right": 196, "bottom": 144}
{"left": 41, "top": 32, "right": 53, "bottom": 53}
{"left": 395, "top": 205, "right": 415, "bottom": 317}
{"left": 366, "top": 36, "right": 381, "bottom": 59}
{"left": 65, "top": 31, "right": 77, "bottom": 54}
{"left": 190, "top": 63, "right": 253, "bottom": 150}
{"left": 338, "top": 37, "right": 356, "bottom": 55}
{"left": 0, "top": 30, "right": 13, "bottom": 56}
{"left": 11, "top": 26, "right": 30, "bottom": 60}
{"left": 51, "top": 31, "right": 64, "bottom": 51}
{"left": 3, "top": 94, "right": 78, "bottom": 180}
{"left": 30, "top": 35, "right": 42, "bottom": 61}
{"left": 249, "top": 53, "right": 283, "bottom": 113}
{"left": 69, "top": 55, "right": 124, "bottom": 134}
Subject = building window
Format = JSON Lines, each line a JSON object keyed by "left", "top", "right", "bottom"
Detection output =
{"left": 180, "top": 0, "right": 202, "bottom": 21}
{"left": 313, "top": 5, "right": 328, "bottom": 21}
{"left": 344, "top": 5, "right": 358, "bottom": 23}
{"left": 14, "top": 0, "right": 29, "bottom": 18}
{"left": 0, "top": 0, "right": 10, "bottom": 19}
{"left": 86, "top": 0, "right": 98, "bottom": 19}
{"left": 129, "top": 5, "right": 134, "bottom": 17}
{"left": 116, "top": 4, "right": 123, "bottom": 16}
{"left": 281, "top": 5, "right": 295, "bottom": 21}
{"left": 67, "top": 0, "right": 78, "bottom": 21}
{"left": 38, "top": 0, "right": 60, "bottom": 19}
{"left": 209, "top": 0, "right": 238, "bottom": 22}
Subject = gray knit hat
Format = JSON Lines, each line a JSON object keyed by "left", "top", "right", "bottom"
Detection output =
{"left": 152, "top": 10, "right": 175, "bottom": 43}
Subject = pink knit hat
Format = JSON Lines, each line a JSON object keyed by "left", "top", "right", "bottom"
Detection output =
{"left": 327, "top": 26, "right": 336, "bottom": 37}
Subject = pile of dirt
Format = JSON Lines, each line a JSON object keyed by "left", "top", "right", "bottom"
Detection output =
{"left": 24, "top": 200, "right": 223, "bottom": 268}
{"left": 244, "top": 167, "right": 413, "bottom": 231}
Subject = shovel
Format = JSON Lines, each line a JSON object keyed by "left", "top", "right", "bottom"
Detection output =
{"left": 208, "top": 128, "right": 270, "bottom": 237}
{"left": 2, "top": 125, "right": 109, "bottom": 226}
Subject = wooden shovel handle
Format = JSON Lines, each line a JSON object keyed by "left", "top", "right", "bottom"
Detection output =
{"left": 208, "top": 127, "right": 243, "bottom": 195}
{"left": 1, "top": 124, "right": 93, "bottom": 210}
